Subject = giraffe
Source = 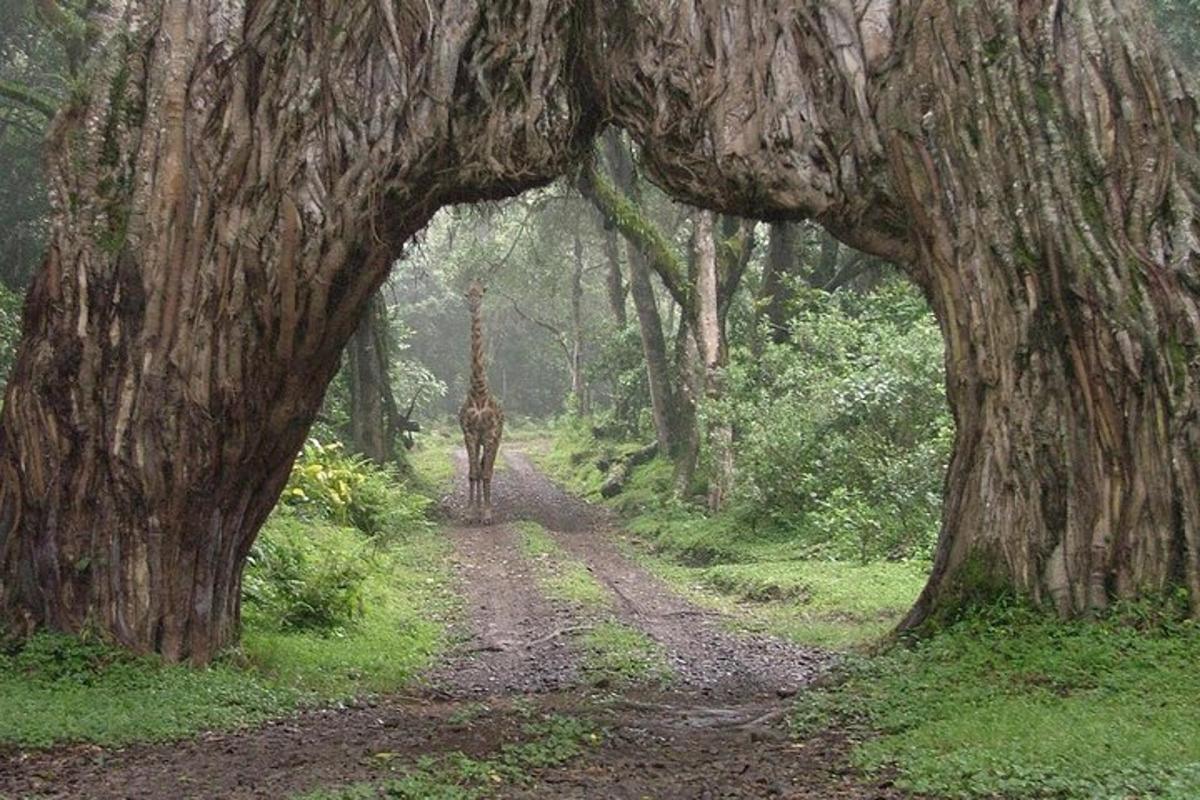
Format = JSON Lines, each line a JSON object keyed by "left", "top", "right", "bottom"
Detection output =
{"left": 459, "top": 281, "right": 504, "bottom": 524}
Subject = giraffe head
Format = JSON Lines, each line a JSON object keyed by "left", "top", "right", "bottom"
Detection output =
{"left": 465, "top": 280, "right": 486, "bottom": 309}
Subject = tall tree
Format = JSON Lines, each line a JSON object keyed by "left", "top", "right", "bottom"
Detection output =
{"left": 2, "top": 0, "right": 1198, "bottom": 660}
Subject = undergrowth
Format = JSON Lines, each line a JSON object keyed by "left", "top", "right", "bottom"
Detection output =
{"left": 537, "top": 422, "right": 925, "bottom": 650}
{"left": 792, "top": 601, "right": 1200, "bottom": 799}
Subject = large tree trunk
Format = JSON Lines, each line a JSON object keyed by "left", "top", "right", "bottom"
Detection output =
{"left": 3, "top": 0, "right": 1199, "bottom": 662}
{"left": 0, "top": 0, "right": 593, "bottom": 661}
{"left": 886, "top": 2, "right": 1200, "bottom": 625}
{"left": 597, "top": 0, "right": 1200, "bottom": 624}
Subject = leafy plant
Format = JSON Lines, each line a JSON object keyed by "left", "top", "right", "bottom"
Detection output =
{"left": 284, "top": 438, "right": 432, "bottom": 539}
{"left": 242, "top": 511, "right": 370, "bottom": 633}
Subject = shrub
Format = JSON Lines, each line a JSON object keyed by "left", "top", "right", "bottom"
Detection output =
{"left": 283, "top": 438, "right": 431, "bottom": 539}
{"left": 242, "top": 511, "right": 370, "bottom": 633}
{"left": 721, "top": 281, "right": 951, "bottom": 562}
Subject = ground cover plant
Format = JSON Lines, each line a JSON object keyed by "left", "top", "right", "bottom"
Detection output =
{"left": 792, "top": 602, "right": 1200, "bottom": 799}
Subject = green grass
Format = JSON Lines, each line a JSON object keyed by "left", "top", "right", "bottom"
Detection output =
{"left": 515, "top": 521, "right": 611, "bottom": 611}
{"left": 640, "top": 554, "right": 925, "bottom": 649}
{"left": 578, "top": 621, "right": 671, "bottom": 688}
{"left": 242, "top": 525, "right": 456, "bottom": 697}
{"left": 408, "top": 432, "right": 457, "bottom": 493}
{"left": 793, "top": 603, "right": 1200, "bottom": 799}
{"left": 294, "top": 713, "right": 599, "bottom": 799}
{"left": 0, "top": 634, "right": 299, "bottom": 747}
{"left": 537, "top": 424, "right": 927, "bottom": 650}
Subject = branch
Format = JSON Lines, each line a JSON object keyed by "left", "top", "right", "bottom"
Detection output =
{"left": 0, "top": 79, "right": 57, "bottom": 120}
{"left": 501, "top": 291, "right": 570, "bottom": 358}
{"left": 577, "top": 157, "right": 690, "bottom": 310}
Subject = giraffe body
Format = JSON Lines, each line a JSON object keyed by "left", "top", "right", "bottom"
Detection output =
{"left": 459, "top": 282, "right": 504, "bottom": 524}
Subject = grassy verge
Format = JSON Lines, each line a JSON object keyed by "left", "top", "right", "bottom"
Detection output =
{"left": 578, "top": 621, "right": 672, "bottom": 689}
{"left": 295, "top": 712, "right": 599, "bottom": 800}
{"left": 534, "top": 423, "right": 924, "bottom": 650}
{"left": 408, "top": 431, "right": 457, "bottom": 494}
{"left": 794, "top": 603, "right": 1200, "bottom": 799}
{"left": 514, "top": 521, "right": 668, "bottom": 688}
{"left": 536, "top": 422, "right": 1200, "bottom": 797}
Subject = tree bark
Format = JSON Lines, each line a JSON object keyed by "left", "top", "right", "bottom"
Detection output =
{"left": 693, "top": 211, "right": 733, "bottom": 511}
{"left": 601, "top": 226, "right": 628, "bottom": 328}
{"left": 4, "top": 0, "right": 1200, "bottom": 661}
{"left": 883, "top": 2, "right": 1200, "bottom": 625}
{"left": 761, "top": 222, "right": 798, "bottom": 345}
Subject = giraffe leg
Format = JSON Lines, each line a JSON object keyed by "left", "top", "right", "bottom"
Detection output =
{"left": 464, "top": 433, "right": 481, "bottom": 522}
{"left": 480, "top": 436, "right": 500, "bottom": 525}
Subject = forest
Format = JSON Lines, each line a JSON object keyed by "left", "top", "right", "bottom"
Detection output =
{"left": 2, "top": 1, "right": 1200, "bottom": 798}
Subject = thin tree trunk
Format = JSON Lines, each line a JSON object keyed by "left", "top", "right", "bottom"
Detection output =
{"left": 601, "top": 226, "right": 628, "bottom": 328}
{"left": 570, "top": 229, "right": 588, "bottom": 415}
{"left": 694, "top": 212, "right": 733, "bottom": 511}
{"left": 347, "top": 293, "right": 393, "bottom": 464}
{"left": 761, "top": 222, "right": 797, "bottom": 345}
{"left": 596, "top": 129, "right": 678, "bottom": 454}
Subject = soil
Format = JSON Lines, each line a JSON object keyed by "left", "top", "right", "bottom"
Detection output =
{"left": 0, "top": 445, "right": 915, "bottom": 800}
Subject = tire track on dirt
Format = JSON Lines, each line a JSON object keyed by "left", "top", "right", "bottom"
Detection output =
{"left": 490, "top": 448, "right": 831, "bottom": 700}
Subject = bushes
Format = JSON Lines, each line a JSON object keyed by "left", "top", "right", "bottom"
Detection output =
{"left": 242, "top": 512, "right": 370, "bottom": 633}
{"left": 245, "top": 437, "right": 434, "bottom": 635}
{"left": 283, "top": 439, "right": 431, "bottom": 540}
{"left": 722, "top": 281, "right": 950, "bottom": 562}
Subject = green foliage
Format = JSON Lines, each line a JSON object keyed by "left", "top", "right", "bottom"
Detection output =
{"left": 0, "top": 632, "right": 297, "bottom": 747}
{"left": 284, "top": 439, "right": 432, "bottom": 539}
{"left": 722, "top": 281, "right": 950, "bottom": 562}
{"left": 794, "top": 602, "right": 1200, "bottom": 798}
{"left": 295, "top": 714, "right": 598, "bottom": 800}
{"left": 242, "top": 519, "right": 453, "bottom": 697}
{"left": 1156, "top": 0, "right": 1200, "bottom": 61}
{"left": 0, "top": 281, "right": 23, "bottom": 383}
{"left": 242, "top": 511, "right": 370, "bottom": 633}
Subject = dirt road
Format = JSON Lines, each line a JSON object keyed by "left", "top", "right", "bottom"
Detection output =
{"left": 0, "top": 447, "right": 911, "bottom": 799}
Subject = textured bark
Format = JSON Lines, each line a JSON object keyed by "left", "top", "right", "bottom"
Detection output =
{"left": 3, "top": 0, "right": 1199, "bottom": 659}
{"left": 693, "top": 212, "right": 733, "bottom": 511}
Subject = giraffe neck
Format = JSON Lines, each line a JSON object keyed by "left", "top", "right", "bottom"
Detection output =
{"left": 468, "top": 299, "right": 490, "bottom": 403}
